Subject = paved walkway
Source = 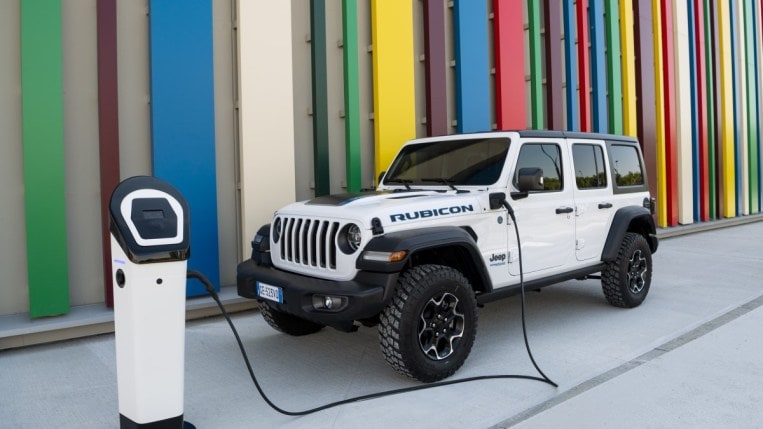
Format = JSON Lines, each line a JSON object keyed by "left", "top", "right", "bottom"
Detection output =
{"left": 1, "top": 221, "right": 762, "bottom": 428}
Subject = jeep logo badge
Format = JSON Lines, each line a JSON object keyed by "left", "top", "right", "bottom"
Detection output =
{"left": 489, "top": 253, "right": 507, "bottom": 266}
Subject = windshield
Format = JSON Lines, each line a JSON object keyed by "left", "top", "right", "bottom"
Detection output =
{"left": 383, "top": 137, "right": 510, "bottom": 187}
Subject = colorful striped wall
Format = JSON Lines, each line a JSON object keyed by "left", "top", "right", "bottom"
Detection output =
{"left": 3, "top": 0, "right": 763, "bottom": 319}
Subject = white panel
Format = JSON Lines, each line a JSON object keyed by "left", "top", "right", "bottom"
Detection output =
{"left": 673, "top": 0, "right": 694, "bottom": 224}
{"left": 0, "top": 1, "right": 28, "bottom": 315}
{"left": 62, "top": 0, "right": 104, "bottom": 306}
{"left": 237, "top": 0, "right": 297, "bottom": 257}
{"left": 356, "top": 0, "right": 376, "bottom": 189}
{"left": 212, "top": 0, "right": 239, "bottom": 280}
{"left": 291, "top": 1, "right": 314, "bottom": 201}
{"left": 117, "top": 0, "right": 151, "bottom": 177}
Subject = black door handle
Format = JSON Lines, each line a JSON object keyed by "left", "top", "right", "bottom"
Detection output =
{"left": 598, "top": 202, "right": 613, "bottom": 209}
{"left": 555, "top": 207, "right": 574, "bottom": 214}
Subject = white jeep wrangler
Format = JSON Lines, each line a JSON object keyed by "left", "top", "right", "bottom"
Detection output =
{"left": 237, "top": 130, "right": 658, "bottom": 382}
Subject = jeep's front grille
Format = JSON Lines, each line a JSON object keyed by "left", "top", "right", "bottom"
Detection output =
{"left": 279, "top": 217, "right": 339, "bottom": 270}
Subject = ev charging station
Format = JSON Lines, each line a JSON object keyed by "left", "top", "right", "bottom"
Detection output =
{"left": 109, "top": 176, "right": 193, "bottom": 428}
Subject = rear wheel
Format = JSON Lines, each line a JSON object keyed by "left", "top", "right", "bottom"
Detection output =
{"left": 602, "top": 232, "right": 652, "bottom": 308}
{"left": 379, "top": 264, "right": 477, "bottom": 382}
{"left": 258, "top": 302, "right": 324, "bottom": 336}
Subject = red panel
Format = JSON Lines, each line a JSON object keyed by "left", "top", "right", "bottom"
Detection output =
{"left": 576, "top": 0, "right": 592, "bottom": 132}
{"left": 660, "top": 0, "right": 678, "bottom": 225}
{"left": 694, "top": 0, "right": 710, "bottom": 221}
{"left": 634, "top": 0, "right": 658, "bottom": 203}
{"left": 494, "top": 0, "right": 526, "bottom": 129}
{"left": 423, "top": 0, "right": 448, "bottom": 136}
{"left": 97, "top": 0, "right": 121, "bottom": 307}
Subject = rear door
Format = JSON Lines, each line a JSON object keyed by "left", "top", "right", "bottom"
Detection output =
{"left": 569, "top": 140, "right": 613, "bottom": 261}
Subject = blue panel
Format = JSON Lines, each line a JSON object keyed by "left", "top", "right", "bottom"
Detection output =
{"left": 149, "top": 0, "right": 219, "bottom": 296}
{"left": 688, "top": 0, "right": 700, "bottom": 221}
{"left": 563, "top": 0, "right": 579, "bottom": 131}
{"left": 589, "top": 0, "right": 608, "bottom": 132}
{"left": 453, "top": 0, "right": 491, "bottom": 133}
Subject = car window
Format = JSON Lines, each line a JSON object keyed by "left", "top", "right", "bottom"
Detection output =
{"left": 384, "top": 137, "right": 510, "bottom": 186}
{"left": 572, "top": 144, "right": 607, "bottom": 189}
{"left": 609, "top": 144, "right": 645, "bottom": 187}
{"left": 513, "top": 143, "right": 563, "bottom": 191}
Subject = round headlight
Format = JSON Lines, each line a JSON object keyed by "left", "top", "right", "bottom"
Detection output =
{"left": 272, "top": 217, "right": 282, "bottom": 243}
{"left": 347, "top": 224, "right": 361, "bottom": 251}
{"left": 339, "top": 223, "right": 362, "bottom": 254}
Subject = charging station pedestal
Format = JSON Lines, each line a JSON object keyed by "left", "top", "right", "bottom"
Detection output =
{"left": 110, "top": 176, "right": 193, "bottom": 428}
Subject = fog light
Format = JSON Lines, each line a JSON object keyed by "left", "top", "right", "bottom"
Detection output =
{"left": 312, "top": 295, "right": 347, "bottom": 311}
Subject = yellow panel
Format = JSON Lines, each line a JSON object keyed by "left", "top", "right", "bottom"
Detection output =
{"left": 673, "top": 0, "right": 694, "bottom": 224}
{"left": 371, "top": 0, "right": 416, "bottom": 176}
{"left": 717, "top": 0, "right": 736, "bottom": 217}
{"left": 652, "top": 0, "right": 667, "bottom": 227}
{"left": 619, "top": 0, "right": 637, "bottom": 137}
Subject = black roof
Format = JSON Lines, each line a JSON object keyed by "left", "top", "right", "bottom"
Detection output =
{"left": 515, "top": 129, "right": 639, "bottom": 144}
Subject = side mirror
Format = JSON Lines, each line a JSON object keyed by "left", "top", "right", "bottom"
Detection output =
{"left": 517, "top": 167, "right": 544, "bottom": 192}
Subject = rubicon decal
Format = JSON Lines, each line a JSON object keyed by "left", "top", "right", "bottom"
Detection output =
{"left": 389, "top": 205, "right": 474, "bottom": 223}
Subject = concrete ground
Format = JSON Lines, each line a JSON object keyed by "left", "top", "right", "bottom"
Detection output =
{"left": 1, "top": 221, "right": 762, "bottom": 428}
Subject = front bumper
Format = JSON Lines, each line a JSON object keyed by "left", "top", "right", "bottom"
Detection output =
{"left": 236, "top": 259, "right": 399, "bottom": 327}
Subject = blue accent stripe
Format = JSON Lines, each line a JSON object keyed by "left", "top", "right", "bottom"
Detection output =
{"left": 589, "top": 0, "right": 608, "bottom": 132}
{"left": 453, "top": 0, "right": 491, "bottom": 133}
{"left": 563, "top": 0, "right": 579, "bottom": 131}
{"left": 688, "top": 0, "right": 700, "bottom": 221}
{"left": 149, "top": 0, "right": 220, "bottom": 296}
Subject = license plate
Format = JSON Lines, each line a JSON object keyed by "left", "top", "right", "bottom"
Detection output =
{"left": 256, "top": 282, "right": 283, "bottom": 304}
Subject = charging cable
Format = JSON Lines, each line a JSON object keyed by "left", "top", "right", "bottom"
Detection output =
{"left": 187, "top": 201, "right": 556, "bottom": 417}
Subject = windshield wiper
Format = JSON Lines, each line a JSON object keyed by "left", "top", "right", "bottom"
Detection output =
{"left": 385, "top": 178, "right": 412, "bottom": 190}
{"left": 422, "top": 177, "right": 459, "bottom": 191}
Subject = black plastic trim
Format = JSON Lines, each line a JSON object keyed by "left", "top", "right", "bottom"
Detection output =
{"left": 237, "top": 259, "right": 399, "bottom": 326}
{"left": 601, "top": 206, "right": 658, "bottom": 262}
{"left": 109, "top": 176, "right": 190, "bottom": 264}
{"left": 476, "top": 264, "right": 606, "bottom": 305}
{"left": 356, "top": 227, "right": 493, "bottom": 290}
{"left": 119, "top": 413, "right": 186, "bottom": 428}
{"left": 516, "top": 129, "right": 639, "bottom": 144}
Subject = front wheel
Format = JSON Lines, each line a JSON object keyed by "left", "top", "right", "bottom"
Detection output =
{"left": 379, "top": 264, "right": 477, "bottom": 382}
{"left": 602, "top": 232, "right": 653, "bottom": 308}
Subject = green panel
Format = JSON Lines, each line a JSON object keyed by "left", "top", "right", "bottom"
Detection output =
{"left": 21, "top": 0, "right": 70, "bottom": 317}
{"left": 745, "top": 0, "right": 759, "bottom": 212}
{"left": 605, "top": 0, "right": 623, "bottom": 134}
{"left": 311, "top": 0, "right": 331, "bottom": 196}
{"left": 342, "top": 0, "right": 362, "bottom": 192}
{"left": 704, "top": 0, "right": 716, "bottom": 219}
{"left": 528, "top": 0, "right": 544, "bottom": 128}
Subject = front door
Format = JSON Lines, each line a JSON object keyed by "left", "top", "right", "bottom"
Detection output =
{"left": 508, "top": 140, "right": 575, "bottom": 276}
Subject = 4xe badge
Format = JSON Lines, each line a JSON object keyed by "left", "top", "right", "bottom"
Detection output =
{"left": 489, "top": 252, "right": 507, "bottom": 266}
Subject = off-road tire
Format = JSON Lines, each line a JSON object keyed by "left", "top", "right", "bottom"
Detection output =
{"left": 602, "top": 232, "right": 652, "bottom": 308}
{"left": 379, "top": 264, "right": 477, "bottom": 383}
{"left": 259, "top": 302, "right": 324, "bottom": 336}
